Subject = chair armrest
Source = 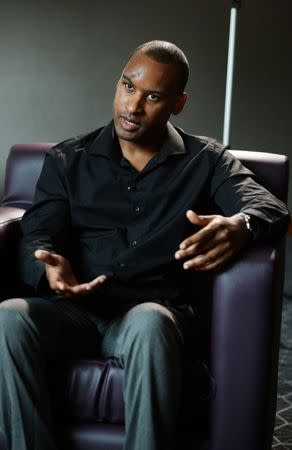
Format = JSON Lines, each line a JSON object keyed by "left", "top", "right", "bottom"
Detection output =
{"left": 0, "top": 206, "right": 26, "bottom": 299}
{"left": 0, "top": 206, "right": 24, "bottom": 253}
{"left": 210, "top": 240, "right": 285, "bottom": 450}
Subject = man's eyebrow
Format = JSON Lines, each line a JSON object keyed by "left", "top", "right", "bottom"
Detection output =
{"left": 121, "top": 74, "right": 133, "bottom": 84}
{"left": 121, "top": 74, "right": 164, "bottom": 95}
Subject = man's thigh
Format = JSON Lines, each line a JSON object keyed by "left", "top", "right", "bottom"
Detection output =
{"left": 0, "top": 297, "right": 110, "bottom": 360}
{"left": 99, "top": 301, "right": 189, "bottom": 364}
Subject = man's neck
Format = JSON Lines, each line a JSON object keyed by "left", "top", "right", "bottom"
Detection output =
{"left": 118, "top": 139, "right": 160, "bottom": 173}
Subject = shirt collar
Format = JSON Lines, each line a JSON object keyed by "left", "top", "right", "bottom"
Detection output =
{"left": 88, "top": 120, "right": 121, "bottom": 159}
{"left": 88, "top": 120, "right": 187, "bottom": 160}
{"left": 155, "top": 121, "right": 187, "bottom": 164}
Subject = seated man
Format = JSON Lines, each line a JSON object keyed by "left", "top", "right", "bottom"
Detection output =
{"left": 0, "top": 40, "right": 289, "bottom": 450}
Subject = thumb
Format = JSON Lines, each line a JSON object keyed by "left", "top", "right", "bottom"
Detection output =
{"left": 34, "top": 249, "right": 60, "bottom": 266}
{"left": 186, "top": 210, "right": 213, "bottom": 227}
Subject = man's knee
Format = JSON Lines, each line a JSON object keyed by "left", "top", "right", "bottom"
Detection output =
{"left": 0, "top": 300, "right": 35, "bottom": 348}
{"left": 0, "top": 297, "right": 30, "bottom": 313}
{"left": 125, "top": 302, "right": 184, "bottom": 345}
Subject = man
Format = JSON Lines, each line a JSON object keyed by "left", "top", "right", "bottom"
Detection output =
{"left": 0, "top": 40, "right": 289, "bottom": 450}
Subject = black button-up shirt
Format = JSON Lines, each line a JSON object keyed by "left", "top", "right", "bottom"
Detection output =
{"left": 20, "top": 121, "right": 289, "bottom": 310}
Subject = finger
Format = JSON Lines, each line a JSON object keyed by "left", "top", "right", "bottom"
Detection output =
{"left": 85, "top": 274, "right": 107, "bottom": 290}
{"left": 51, "top": 280, "right": 73, "bottom": 297}
{"left": 53, "top": 280, "right": 73, "bottom": 296}
{"left": 182, "top": 243, "right": 231, "bottom": 270}
{"left": 53, "top": 275, "right": 107, "bottom": 298}
{"left": 186, "top": 210, "right": 214, "bottom": 227}
{"left": 175, "top": 231, "right": 222, "bottom": 260}
{"left": 179, "top": 222, "right": 217, "bottom": 251}
{"left": 35, "top": 249, "right": 60, "bottom": 266}
{"left": 179, "top": 214, "right": 227, "bottom": 250}
{"left": 56, "top": 281, "right": 66, "bottom": 291}
{"left": 67, "top": 275, "right": 107, "bottom": 296}
{"left": 54, "top": 281, "right": 88, "bottom": 297}
{"left": 195, "top": 251, "right": 234, "bottom": 271}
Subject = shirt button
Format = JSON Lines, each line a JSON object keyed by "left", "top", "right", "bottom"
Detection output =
{"left": 119, "top": 263, "right": 126, "bottom": 269}
{"left": 135, "top": 206, "right": 141, "bottom": 213}
{"left": 130, "top": 240, "right": 137, "bottom": 247}
{"left": 127, "top": 185, "right": 136, "bottom": 191}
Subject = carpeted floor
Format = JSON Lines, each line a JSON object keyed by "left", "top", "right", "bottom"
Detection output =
{"left": 273, "top": 237, "right": 292, "bottom": 449}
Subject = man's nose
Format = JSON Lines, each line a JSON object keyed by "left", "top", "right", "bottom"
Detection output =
{"left": 126, "top": 93, "right": 144, "bottom": 114}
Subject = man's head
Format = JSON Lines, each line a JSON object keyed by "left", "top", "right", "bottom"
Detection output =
{"left": 132, "top": 40, "right": 189, "bottom": 94}
{"left": 113, "top": 40, "right": 189, "bottom": 147}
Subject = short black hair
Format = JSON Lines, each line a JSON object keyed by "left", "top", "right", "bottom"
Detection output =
{"left": 130, "top": 40, "right": 189, "bottom": 93}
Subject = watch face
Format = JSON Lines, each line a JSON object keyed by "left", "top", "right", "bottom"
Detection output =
{"left": 242, "top": 213, "right": 252, "bottom": 232}
{"left": 246, "top": 215, "right": 252, "bottom": 231}
{"left": 242, "top": 213, "right": 260, "bottom": 240}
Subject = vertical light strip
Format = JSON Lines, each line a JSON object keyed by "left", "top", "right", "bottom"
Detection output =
{"left": 223, "top": 5, "right": 238, "bottom": 147}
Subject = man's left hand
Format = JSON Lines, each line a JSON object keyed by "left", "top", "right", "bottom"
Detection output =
{"left": 174, "top": 210, "right": 252, "bottom": 271}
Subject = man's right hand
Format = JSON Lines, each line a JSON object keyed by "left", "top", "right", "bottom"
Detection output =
{"left": 34, "top": 249, "right": 107, "bottom": 298}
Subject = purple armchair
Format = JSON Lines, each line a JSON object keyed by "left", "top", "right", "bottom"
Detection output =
{"left": 0, "top": 143, "right": 289, "bottom": 450}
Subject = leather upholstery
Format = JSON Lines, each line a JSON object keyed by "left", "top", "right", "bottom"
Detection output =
{"left": 228, "top": 149, "right": 289, "bottom": 202}
{"left": 0, "top": 143, "right": 289, "bottom": 450}
{"left": 64, "top": 423, "right": 125, "bottom": 450}
{"left": 63, "top": 359, "right": 125, "bottom": 423}
{"left": 2, "top": 144, "right": 51, "bottom": 208}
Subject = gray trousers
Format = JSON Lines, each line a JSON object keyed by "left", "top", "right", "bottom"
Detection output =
{"left": 0, "top": 296, "right": 195, "bottom": 450}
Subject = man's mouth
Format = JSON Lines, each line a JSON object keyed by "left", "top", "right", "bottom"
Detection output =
{"left": 120, "top": 116, "right": 142, "bottom": 131}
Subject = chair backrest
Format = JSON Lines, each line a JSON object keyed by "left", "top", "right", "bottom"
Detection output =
{"left": 229, "top": 149, "right": 289, "bottom": 203}
{"left": 2, "top": 144, "right": 289, "bottom": 208}
{"left": 2, "top": 143, "right": 55, "bottom": 208}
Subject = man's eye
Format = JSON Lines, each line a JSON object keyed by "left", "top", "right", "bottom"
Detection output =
{"left": 147, "top": 93, "right": 160, "bottom": 101}
{"left": 125, "top": 83, "right": 134, "bottom": 91}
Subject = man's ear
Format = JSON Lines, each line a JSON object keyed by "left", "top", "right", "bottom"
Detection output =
{"left": 172, "top": 92, "right": 188, "bottom": 115}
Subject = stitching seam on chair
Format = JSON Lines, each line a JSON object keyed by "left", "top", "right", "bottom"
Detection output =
{"left": 0, "top": 217, "right": 22, "bottom": 226}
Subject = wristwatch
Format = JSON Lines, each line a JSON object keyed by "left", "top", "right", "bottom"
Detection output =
{"left": 240, "top": 213, "right": 259, "bottom": 240}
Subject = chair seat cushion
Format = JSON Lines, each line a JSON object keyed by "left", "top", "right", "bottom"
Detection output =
{"left": 50, "top": 356, "right": 213, "bottom": 428}
{"left": 62, "top": 423, "right": 125, "bottom": 450}
{"left": 51, "top": 358, "right": 125, "bottom": 424}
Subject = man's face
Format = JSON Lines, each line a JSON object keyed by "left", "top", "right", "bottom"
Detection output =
{"left": 113, "top": 51, "right": 186, "bottom": 146}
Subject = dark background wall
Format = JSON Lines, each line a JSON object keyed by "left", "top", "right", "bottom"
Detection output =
{"left": 0, "top": 0, "right": 291, "bottom": 209}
